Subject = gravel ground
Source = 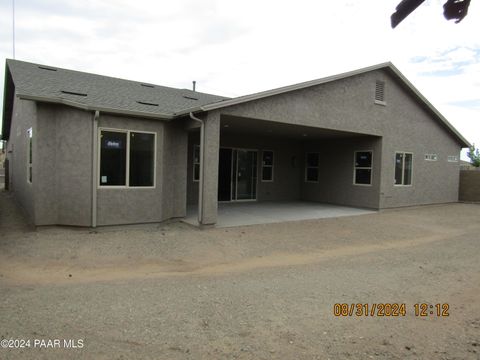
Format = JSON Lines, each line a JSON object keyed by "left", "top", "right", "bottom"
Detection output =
{"left": 0, "top": 190, "right": 479, "bottom": 359}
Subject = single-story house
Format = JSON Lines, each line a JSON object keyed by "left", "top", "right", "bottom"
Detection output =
{"left": 1, "top": 59, "right": 470, "bottom": 227}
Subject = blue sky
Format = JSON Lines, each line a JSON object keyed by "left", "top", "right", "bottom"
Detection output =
{"left": 0, "top": 0, "right": 479, "bottom": 157}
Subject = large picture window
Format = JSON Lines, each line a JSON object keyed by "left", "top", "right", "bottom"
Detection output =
{"left": 129, "top": 132, "right": 155, "bottom": 186}
{"left": 261, "top": 150, "right": 274, "bottom": 182}
{"left": 354, "top": 151, "right": 372, "bottom": 185}
{"left": 99, "top": 129, "right": 155, "bottom": 187}
{"left": 395, "top": 152, "right": 413, "bottom": 186}
{"left": 305, "top": 153, "right": 319, "bottom": 182}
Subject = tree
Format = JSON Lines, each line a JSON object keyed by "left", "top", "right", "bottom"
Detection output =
{"left": 467, "top": 144, "right": 480, "bottom": 167}
{"left": 391, "top": 0, "right": 471, "bottom": 28}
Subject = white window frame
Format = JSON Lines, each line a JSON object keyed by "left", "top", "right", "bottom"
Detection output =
{"left": 305, "top": 152, "right": 320, "bottom": 183}
{"left": 261, "top": 150, "right": 274, "bottom": 182}
{"left": 193, "top": 144, "right": 200, "bottom": 182}
{"left": 27, "top": 127, "right": 33, "bottom": 184}
{"left": 424, "top": 154, "right": 438, "bottom": 161}
{"left": 447, "top": 155, "right": 459, "bottom": 162}
{"left": 98, "top": 127, "right": 156, "bottom": 189}
{"left": 353, "top": 150, "right": 373, "bottom": 186}
{"left": 394, "top": 151, "right": 413, "bottom": 187}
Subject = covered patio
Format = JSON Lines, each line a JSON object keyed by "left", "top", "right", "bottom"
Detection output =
{"left": 184, "top": 201, "right": 375, "bottom": 228}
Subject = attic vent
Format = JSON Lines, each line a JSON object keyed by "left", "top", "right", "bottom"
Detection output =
{"left": 137, "top": 101, "right": 159, "bottom": 107}
{"left": 38, "top": 66, "right": 57, "bottom": 72}
{"left": 61, "top": 90, "right": 87, "bottom": 97}
{"left": 141, "top": 83, "right": 154, "bottom": 88}
{"left": 375, "top": 81, "right": 386, "bottom": 104}
{"left": 183, "top": 95, "right": 198, "bottom": 101}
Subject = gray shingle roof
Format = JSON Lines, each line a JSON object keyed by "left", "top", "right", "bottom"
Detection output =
{"left": 6, "top": 59, "right": 228, "bottom": 118}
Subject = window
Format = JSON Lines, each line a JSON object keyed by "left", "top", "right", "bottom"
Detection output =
{"left": 27, "top": 127, "right": 33, "bottom": 183}
{"left": 261, "top": 150, "right": 274, "bottom": 182}
{"left": 354, "top": 151, "right": 372, "bottom": 185}
{"left": 129, "top": 132, "right": 155, "bottom": 186}
{"left": 99, "top": 129, "right": 155, "bottom": 187}
{"left": 375, "top": 80, "right": 386, "bottom": 105}
{"left": 394, "top": 152, "right": 413, "bottom": 186}
{"left": 425, "top": 154, "right": 438, "bottom": 161}
{"left": 193, "top": 145, "right": 200, "bottom": 182}
{"left": 447, "top": 155, "right": 459, "bottom": 162}
{"left": 305, "top": 153, "right": 319, "bottom": 182}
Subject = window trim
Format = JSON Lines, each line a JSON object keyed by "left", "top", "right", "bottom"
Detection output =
{"left": 425, "top": 154, "right": 438, "bottom": 161}
{"left": 98, "top": 127, "right": 156, "bottom": 189}
{"left": 447, "top": 155, "right": 459, "bottom": 162}
{"left": 27, "top": 127, "right": 33, "bottom": 184}
{"left": 394, "top": 151, "right": 413, "bottom": 187}
{"left": 304, "top": 152, "right": 320, "bottom": 183}
{"left": 353, "top": 150, "right": 373, "bottom": 186}
{"left": 193, "top": 144, "right": 200, "bottom": 182}
{"left": 261, "top": 150, "right": 274, "bottom": 182}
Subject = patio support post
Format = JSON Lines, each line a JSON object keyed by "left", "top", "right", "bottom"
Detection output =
{"left": 200, "top": 112, "right": 220, "bottom": 225}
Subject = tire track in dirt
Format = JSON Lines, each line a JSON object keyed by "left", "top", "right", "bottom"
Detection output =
{"left": 0, "top": 228, "right": 465, "bottom": 286}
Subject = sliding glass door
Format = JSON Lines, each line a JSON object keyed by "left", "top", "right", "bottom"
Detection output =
{"left": 218, "top": 148, "right": 257, "bottom": 201}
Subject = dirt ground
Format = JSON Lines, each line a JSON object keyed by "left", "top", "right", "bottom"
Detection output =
{"left": 0, "top": 191, "right": 479, "bottom": 359}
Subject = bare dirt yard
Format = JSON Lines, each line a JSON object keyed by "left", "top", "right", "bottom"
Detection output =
{"left": 0, "top": 191, "right": 479, "bottom": 359}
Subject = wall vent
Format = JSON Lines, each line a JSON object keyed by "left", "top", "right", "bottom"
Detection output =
{"left": 375, "top": 81, "right": 386, "bottom": 104}
{"left": 137, "top": 100, "right": 159, "bottom": 107}
{"left": 61, "top": 90, "right": 87, "bottom": 97}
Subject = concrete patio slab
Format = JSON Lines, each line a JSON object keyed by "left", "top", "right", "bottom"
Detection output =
{"left": 184, "top": 201, "right": 376, "bottom": 227}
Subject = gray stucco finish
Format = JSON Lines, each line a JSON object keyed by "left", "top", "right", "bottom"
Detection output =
{"left": 6, "top": 97, "right": 36, "bottom": 222}
{"left": 4, "top": 65, "right": 465, "bottom": 227}
{"left": 96, "top": 114, "right": 187, "bottom": 226}
{"left": 189, "top": 69, "right": 462, "bottom": 214}
{"left": 8, "top": 103, "right": 188, "bottom": 226}
{"left": 35, "top": 104, "right": 93, "bottom": 226}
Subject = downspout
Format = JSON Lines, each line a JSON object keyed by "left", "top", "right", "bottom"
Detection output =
{"left": 189, "top": 112, "right": 204, "bottom": 224}
{"left": 92, "top": 110, "right": 100, "bottom": 227}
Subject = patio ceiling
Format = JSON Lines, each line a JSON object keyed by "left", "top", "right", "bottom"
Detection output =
{"left": 220, "top": 115, "right": 377, "bottom": 140}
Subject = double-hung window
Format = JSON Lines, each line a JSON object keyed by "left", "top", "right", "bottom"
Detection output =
{"left": 394, "top": 152, "right": 413, "bottom": 186}
{"left": 305, "top": 153, "right": 319, "bottom": 182}
{"left": 261, "top": 150, "right": 274, "bottom": 182}
{"left": 99, "top": 129, "right": 155, "bottom": 187}
{"left": 354, "top": 151, "right": 372, "bottom": 185}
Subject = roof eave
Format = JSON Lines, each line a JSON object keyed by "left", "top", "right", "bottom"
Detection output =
{"left": 198, "top": 62, "right": 394, "bottom": 112}
{"left": 16, "top": 93, "right": 175, "bottom": 121}
{"left": 188, "top": 61, "right": 470, "bottom": 148}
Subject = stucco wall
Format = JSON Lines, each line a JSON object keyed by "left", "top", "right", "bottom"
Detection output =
{"left": 35, "top": 104, "right": 93, "bottom": 226}
{"left": 186, "top": 131, "right": 381, "bottom": 208}
{"left": 187, "top": 132, "right": 304, "bottom": 205}
{"left": 302, "top": 136, "right": 382, "bottom": 209}
{"left": 31, "top": 105, "right": 187, "bottom": 226}
{"left": 377, "top": 72, "right": 461, "bottom": 208}
{"left": 161, "top": 121, "right": 188, "bottom": 219}
{"left": 210, "top": 69, "right": 463, "bottom": 209}
{"left": 5, "top": 97, "right": 36, "bottom": 222}
{"left": 97, "top": 115, "right": 163, "bottom": 225}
